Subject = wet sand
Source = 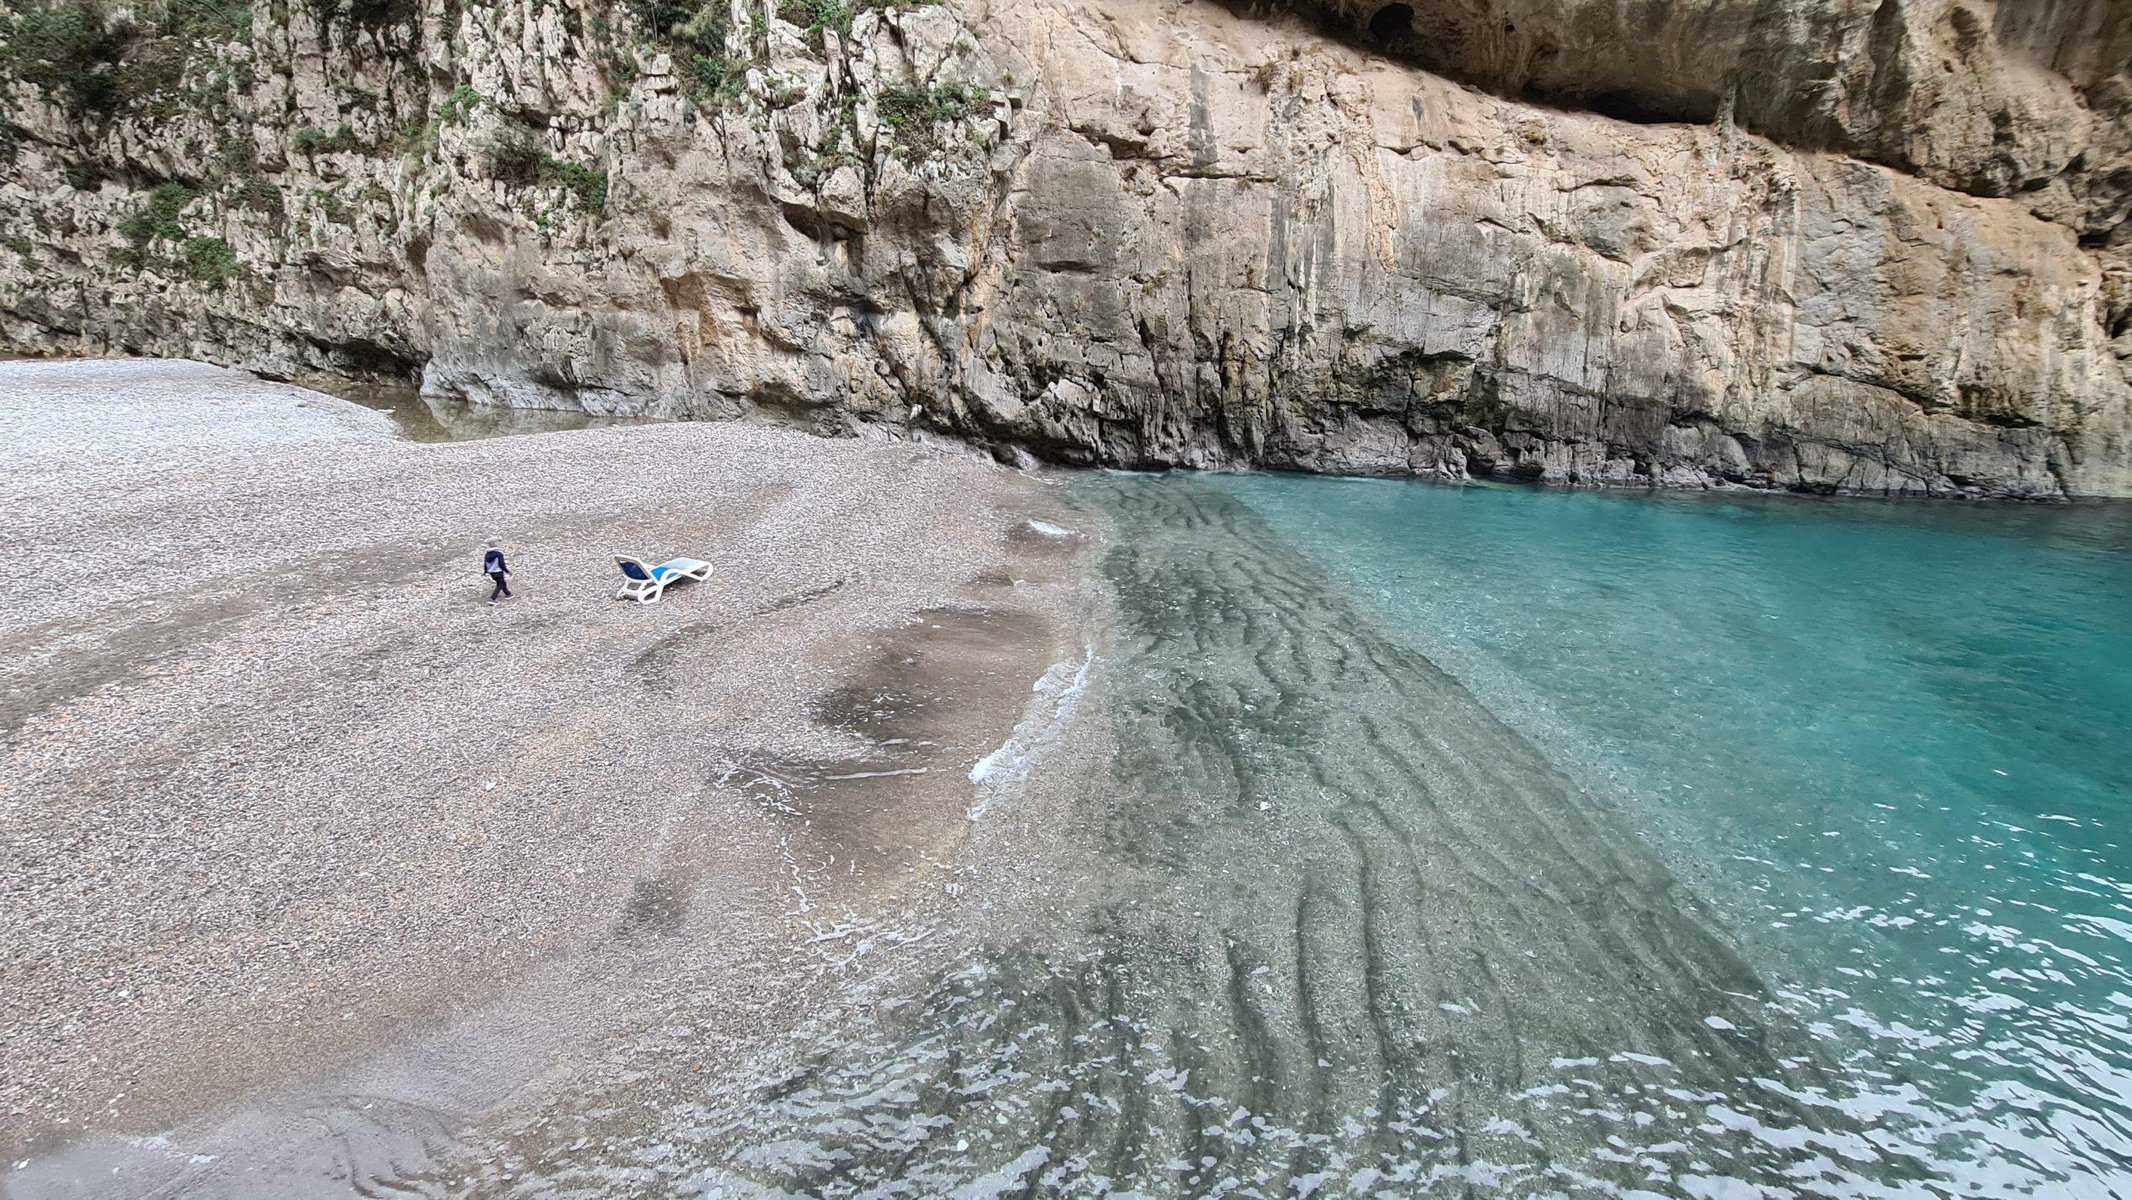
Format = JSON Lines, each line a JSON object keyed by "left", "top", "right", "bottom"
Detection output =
{"left": 0, "top": 360, "right": 1098, "bottom": 1187}
{"left": 5, "top": 361, "right": 1895, "bottom": 1198}
{"left": 459, "top": 477, "right": 1883, "bottom": 1198}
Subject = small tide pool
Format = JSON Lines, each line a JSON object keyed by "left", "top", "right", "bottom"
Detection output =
{"left": 331, "top": 382, "right": 656, "bottom": 442}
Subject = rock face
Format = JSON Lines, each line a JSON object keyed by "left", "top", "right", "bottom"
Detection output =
{"left": 3, "top": 0, "right": 2129, "bottom": 495}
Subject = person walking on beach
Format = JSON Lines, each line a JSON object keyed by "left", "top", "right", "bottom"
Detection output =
{"left": 483, "top": 541, "right": 512, "bottom": 605}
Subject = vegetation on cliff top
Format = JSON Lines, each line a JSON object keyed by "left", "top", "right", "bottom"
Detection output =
{"left": 5, "top": 0, "right": 985, "bottom": 286}
{"left": 0, "top": 0, "right": 250, "bottom": 117}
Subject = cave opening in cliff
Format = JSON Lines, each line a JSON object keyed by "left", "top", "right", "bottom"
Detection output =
{"left": 1367, "top": 3, "right": 1416, "bottom": 43}
{"left": 1570, "top": 86, "right": 1723, "bottom": 127}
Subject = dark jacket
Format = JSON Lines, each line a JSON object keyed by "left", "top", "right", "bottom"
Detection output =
{"left": 483, "top": 549, "right": 508, "bottom": 575}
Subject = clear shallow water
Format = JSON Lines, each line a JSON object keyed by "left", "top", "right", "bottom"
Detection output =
{"left": 468, "top": 475, "right": 1863, "bottom": 1199}
{"left": 1213, "top": 475, "right": 2132, "bottom": 1195}
{"left": 137, "top": 472, "right": 2124, "bottom": 1198}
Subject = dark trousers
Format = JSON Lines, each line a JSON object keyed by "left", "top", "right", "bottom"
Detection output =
{"left": 489, "top": 572, "right": 511, "bottom": 599}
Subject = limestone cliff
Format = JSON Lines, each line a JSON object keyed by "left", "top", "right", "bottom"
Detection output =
{"left": 3, "top": 0, "right": 2129, "bottom": 496}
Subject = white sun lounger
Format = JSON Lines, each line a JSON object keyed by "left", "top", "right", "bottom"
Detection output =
{"left": 614, "top": 555, "right": 713, "bottom": 605}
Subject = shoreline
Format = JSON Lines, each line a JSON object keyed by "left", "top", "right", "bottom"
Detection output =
{"left": 12, "top": 357, "right": 2120, "bottom": 1193}
{"left": 8, "top": 353, "right": 2117, "bottom": 504}
{"left": 0, "top": 359, "right": 1106, "bottom": 1179}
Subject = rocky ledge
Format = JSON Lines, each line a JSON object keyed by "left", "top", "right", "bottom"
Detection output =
{"left": 2, "top": 0, "right": 2129, "bottom": 496}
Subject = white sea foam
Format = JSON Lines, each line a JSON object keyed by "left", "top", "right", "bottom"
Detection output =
{"left": 967, "top": 648, "right": 1095, "bottom": 817}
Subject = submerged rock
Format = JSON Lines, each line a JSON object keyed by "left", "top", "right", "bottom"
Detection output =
{"left": 1, "top": 0, "right": 2127, "bottom": 496}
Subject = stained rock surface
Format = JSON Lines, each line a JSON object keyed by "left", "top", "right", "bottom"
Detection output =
{"left": 2, "top": 0, "right": 2128, "bottom": 495}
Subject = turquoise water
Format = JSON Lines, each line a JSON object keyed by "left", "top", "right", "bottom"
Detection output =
{"left": 1216, "top": 475, "right": 2132, "bottom": 1195}
{"left": 384, "top": 473, "right": 2132, "bottom": 1199}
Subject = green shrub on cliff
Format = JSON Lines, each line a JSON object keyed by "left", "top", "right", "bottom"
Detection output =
{"left": 112, "top": 36, "right": 190, "bottom": 113}
{"left": 213, "top": 135, "right": 287, "bottom": 223}
{"left": 157, "top": 0, "right": 251, "bottom": 41}
{"left": 876, "top": 81, "right": 987, "bottom": 156}
{"left": 218, "top": 133, "right": 257, "bottom": 177}
{"left": 776, "top": 0, "right": 846, "bottom": 48}
{"left": 623, "top": 0, "right": 748, "bottom": 111}
{"left": 292, "top": 123, "right": 362, "bottom": 156}
{"left": 440, "top": 83, "right": 484, "bottom": 123}
{"left": 312, "top": 186, "right": 354, "bottom": 225}
{"left": 488, "top": 132, "right": 608, "bottom": 216}
{"left": 486, "top": 134, "right": 544, "bottom": 186}
{"left": 677, "top": 3, "right": 744, "bottom": 109}
{"left": 627, "top": 0, "right": 698, "bottom": 41}
{"left": 401, "top": 84, "right": 487, "bottom": 162}
{"left": 118, "top": 182, "right": 197, "bottom": 244}
{"left": 686, "top": 51, "right": 744, "bottom": 108}
{"left": 777, "top": 0, "right": 927, "bottom": 52}
{"left": 2, "top": 2, "right": 128, "bottom": 114}
{"left": 105, "top": 185, "right": 239, "bottom": 283}
{"left": 309, "top": 0, "right": 419, "bottom": 37}
{"left": 1, "top": 0, "right": 249, "bottom": 116}
{"left": 599, "top": 41, "right": 639, "bottom": 101}
{"left": 180, "top": 235, "right": 237, "bottom": 285}
{"left": 540, "top": 157, "right": 608, "bottom": 214}
{"left": 234, "top": 175, "right": 284, "bottom": 218}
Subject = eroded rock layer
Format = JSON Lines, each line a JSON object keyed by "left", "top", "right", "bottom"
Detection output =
{"left": 3, "top": 0, "right": 2129, "bottom": 495}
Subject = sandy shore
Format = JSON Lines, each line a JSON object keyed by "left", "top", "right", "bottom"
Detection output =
{"left": 0, "top": 359, "right": 1098, "bottom": 1176}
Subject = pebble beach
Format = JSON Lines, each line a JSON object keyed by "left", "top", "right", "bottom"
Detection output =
{"left": 0, "top": 359, "right": 1095, "bottom": 1183}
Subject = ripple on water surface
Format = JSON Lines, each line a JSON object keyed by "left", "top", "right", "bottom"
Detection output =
{"left": 190, "top": 474, "right": 2128, "bottom": 1198}
{"left": 433, "top": 475, "right": 2132, "bottom": 1199}
{"left": 1210, "top": 475, "right": 2132, "bottom": 1197}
